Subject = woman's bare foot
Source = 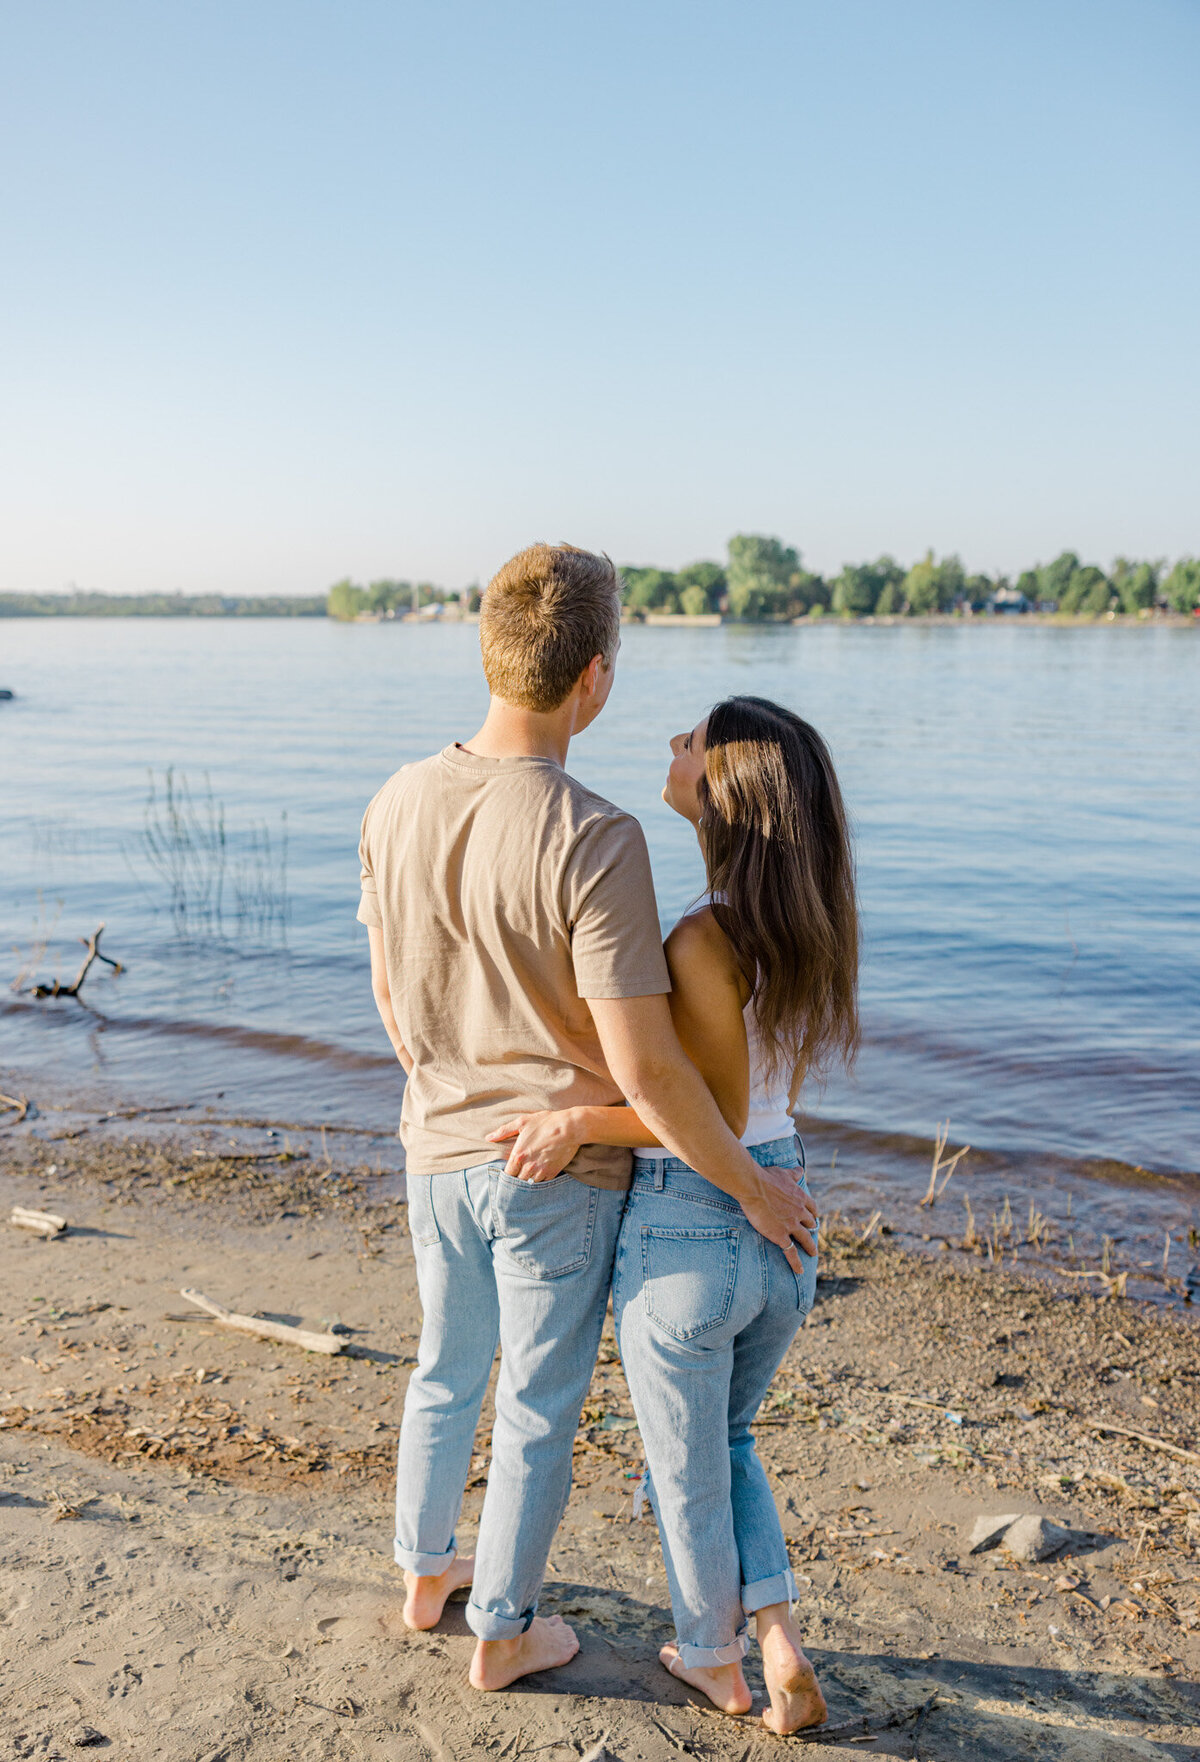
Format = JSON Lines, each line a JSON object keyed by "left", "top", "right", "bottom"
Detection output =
{"left": 402, "top": 1554, "right": 475, "bottom": 1630}
{"left": 469, "top": 1615, "right": 580, "bottom": 1690}
{"left": 755, "top": 1604, "right": 827, "bottom": 1735}
{"left": 658, "top": 1642, "right": 752, "bottom": 1716}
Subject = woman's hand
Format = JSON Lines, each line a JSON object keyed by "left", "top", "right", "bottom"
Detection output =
{"left": 485, "top": 1109, "right": 585, "bottom": 1182}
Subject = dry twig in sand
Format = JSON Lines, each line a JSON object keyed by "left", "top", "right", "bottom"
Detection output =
{"left": 10, "top": 1206, "right": 67, "bottom": 1239}
{"left": 1087, "top": 1419, "right": 1200, "bottom": 1466}
{"left": 30, "top": 924, "right": 124, "bottom": 999}
{"left": 858, "top": 1209, "right": 883, "bottom": 1245}
{"left": 0, "top": 1092, "right": 30, "bottom": 1126}
{"left": 179, "top": 1287, "right": 346, "bottom": 1355}
{"left": 779, "top": 1693, "right": 938, "bottom": 1746}
{"left": 920, "top": 1119, "right": 970, "bottom": 1207}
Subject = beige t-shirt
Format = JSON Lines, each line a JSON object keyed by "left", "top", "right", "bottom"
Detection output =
{"left": 357, "top": 744, "right": 671, "bottom": 1188}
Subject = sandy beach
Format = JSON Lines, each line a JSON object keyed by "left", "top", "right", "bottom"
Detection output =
{"left": 2, "top": 1102, "right": 1198, "bottom": 1760}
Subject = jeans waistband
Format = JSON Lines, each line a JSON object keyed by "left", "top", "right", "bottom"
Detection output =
{"left": 630, "top": 1133, "right": 805, "bottom": 1197}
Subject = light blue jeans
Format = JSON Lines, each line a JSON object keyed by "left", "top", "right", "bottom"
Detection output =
{"left": 613, "top": 1135, "right": 817, "bottom": 1667}
{"left": 395, "top": 1161, "right": 625, "bottom": 1640}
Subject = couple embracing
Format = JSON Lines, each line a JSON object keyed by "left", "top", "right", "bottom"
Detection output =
{"left": 358, "top": 543, "right": 858, "bottom": 1733}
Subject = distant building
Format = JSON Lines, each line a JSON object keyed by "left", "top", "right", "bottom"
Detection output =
{"left": 989, "top": 587, "right": 1032, "bottom": 614}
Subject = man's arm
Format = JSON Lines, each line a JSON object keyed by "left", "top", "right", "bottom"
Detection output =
{"left": 367, "top": 925, "right": 413, "bottom": 1075}
{"left": 588, "top": 993, "right": 817, "bottom": 1267}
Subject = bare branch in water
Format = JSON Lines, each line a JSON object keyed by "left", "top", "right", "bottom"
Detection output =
{"left": 29, "top": 924, "right": 124, "bottom": 999}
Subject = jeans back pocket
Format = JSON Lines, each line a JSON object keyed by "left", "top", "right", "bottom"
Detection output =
{"left": 493, "top": 1172, "right": 598, "bottom": 1280}
{"left": 640, "top": 1224, "right": 740, "bottom": 1342}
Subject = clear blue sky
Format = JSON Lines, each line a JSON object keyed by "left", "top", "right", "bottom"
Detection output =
{"left": 2, "top": 0, "right": 1197, "bottom": 595}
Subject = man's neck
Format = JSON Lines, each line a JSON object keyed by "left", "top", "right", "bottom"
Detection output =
{"left": 461, "top": 697, "right": 577, "bottom": 767}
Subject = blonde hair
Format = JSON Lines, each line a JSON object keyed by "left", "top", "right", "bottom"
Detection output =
{"left": 480, "top": 543, "right": 621, "bottom": 711}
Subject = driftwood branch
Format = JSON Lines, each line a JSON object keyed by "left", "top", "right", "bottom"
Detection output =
{"left": 179, "top": 1287, "right": 345, "bottom": 1355}
{"left": 0, "top": 1092, "right": 30, "bottom": 1126}
{"left": 11, "top": 1206, "right": 67, "bottom": 1238}
{"left": 31, "top": 924, "right": 124, "bottom": 998}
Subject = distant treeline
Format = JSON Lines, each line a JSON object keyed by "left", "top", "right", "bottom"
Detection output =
{"left": 5, "top": 538, "right": 1198, "bottom": 624}
{"left": 614, "top": 536, "right": 1200, "bottom": 620}
{"left": 327, "top": 537, "right": 1200, "bottom": 622}
{"left": 0, "top": 591, "right": 325, "bottom": 618}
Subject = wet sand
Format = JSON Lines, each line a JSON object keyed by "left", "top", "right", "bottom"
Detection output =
{"left": 2, "top": 1105, "right": 1199, "bottom": 1759}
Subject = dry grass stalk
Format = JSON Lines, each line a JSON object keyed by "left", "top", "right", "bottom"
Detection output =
{"left": 1027, "top": 1201, "right": 1051, "bottom": 1248}
{"left": 962, "top": 1196, "right": 978, "bottom": 1250}
{"left": 858, "top": 1209, "right": 883, "bottom": 1245}
{"left": 919, "top": 1119, "right": 970, "bottom": 1207}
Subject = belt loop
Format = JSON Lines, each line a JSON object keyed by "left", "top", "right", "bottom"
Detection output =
{"left": 654, "top": 1160, "right": 666, "bottom": 1191}
{"left": 794, "top": 1132, "right": 807, "bottom": 1173}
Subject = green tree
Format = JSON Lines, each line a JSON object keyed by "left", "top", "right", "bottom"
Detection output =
{"left": 1163, "top": 557, "right": 1200, "bottom": 612}
{"left": 621, "top": 567, "right": 677, "bottom": 612}
{"left": 727, "top": 534, "right": 801, "bottom": 619}
{"left": 1111, "top": 558, "right": 1160, "bottom": 614}
{"left": 831, "top": 556, "right": 904, "bottom": 617}
{"left": 327, "top": 579, "right": 367, "bottom": 621}
{"left": 366, "top": 579, "right": 411, "bottom": 613}
{"left": 903, "top": 551, "right": 966, "bottom": 615}
{"left": 874, "top": 580, "right": 900, "bottom": 616}
{"left": 1036, "top": 551, "right": 1081, "bottom": 607}
{"left": 787, "top": 569, "right": 829, "bottom": 615}
{"left": 675, "top": 561, "right": 726, "bottom": 613}
{"left": 1059, "top": 565, "right": 1112, "bottom": 615}
{"left": 680, "top": 583, "right": 711, "bottom": 616}
{"left": 1016, "top": 570, "right": 1040, "bottom": 604}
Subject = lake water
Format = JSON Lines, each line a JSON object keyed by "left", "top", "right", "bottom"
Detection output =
{"left": 2, "top": 619, "right": 1197, "bottom": 1219}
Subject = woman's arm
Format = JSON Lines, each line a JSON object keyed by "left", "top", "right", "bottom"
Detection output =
{"left": 488, "top": 908, "right": 751, "bottom": 1179}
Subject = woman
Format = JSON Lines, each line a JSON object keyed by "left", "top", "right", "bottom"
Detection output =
{"left": 488, "top": 695, "right": 859, "bottom": 1733}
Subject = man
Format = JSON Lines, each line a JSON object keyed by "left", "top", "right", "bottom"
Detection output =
{"left": 359, "top": 542, "right": 816, "bottom": 1690}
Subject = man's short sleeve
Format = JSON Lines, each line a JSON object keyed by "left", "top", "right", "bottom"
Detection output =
{"left": 357, "top": 810, "right": 382, "bottom": 928}
{"left": 563, "top": 813, "right": 671, "bottom": 1000}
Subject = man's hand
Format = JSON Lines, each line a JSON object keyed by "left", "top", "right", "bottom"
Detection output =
{"left": 486, "top": 1110, "right": 584, "bottom": 1183}
{"left": 739, "top": 1164, "right": 818, "bottom": 1269}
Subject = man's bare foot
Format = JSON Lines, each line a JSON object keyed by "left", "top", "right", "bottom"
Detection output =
{"left": 402, "top": 1554, "right": 475, "bottom": 1631}
{"left": 469, "top": 1615, "right": 580, "bottom": 1690}
{"left": 658, "top": 1642, "right": 752, "bottom": 1716}
{"left": 756, "top": 1605, "right": 827, "bottom": 1735}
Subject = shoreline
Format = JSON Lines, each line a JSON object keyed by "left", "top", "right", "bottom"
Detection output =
{"left": 2, "top": 1114, "right": 1198, "bottom": 1757}
{"left": 4, "top": 1064, "right": 1196, "bottom": 1318}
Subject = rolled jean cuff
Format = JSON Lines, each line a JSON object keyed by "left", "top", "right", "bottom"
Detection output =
{"left": 465, "top": 1600, "right": 536, "bottom": 1641}
{"left": 394, "top": 1540, "right": 457, "bottom": 1576}
{"left": 675, "top": 1631, "right": 749, "bottom": 1669}
{"left": 741, "top": 1567, "right": 797, "bottom": 1614}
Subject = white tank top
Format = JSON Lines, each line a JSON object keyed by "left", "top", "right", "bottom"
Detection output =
{"left": 634, "top": 898, "right": 796, "bottom": 1157}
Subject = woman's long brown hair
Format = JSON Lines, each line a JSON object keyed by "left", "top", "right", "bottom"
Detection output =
{"left": 699, "top": 695, "right": 859, "bottom": 1098}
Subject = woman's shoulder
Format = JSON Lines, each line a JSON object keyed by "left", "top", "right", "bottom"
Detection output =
{"left": 664, "top": 905, "right": 751, "bottom": 1000}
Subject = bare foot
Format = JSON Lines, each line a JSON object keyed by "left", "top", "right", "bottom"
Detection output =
{"left": 757, "top": 1609, "right": 827, "bottom": 1735}
{"left": 469, "top": 1615, "right": 580, "bottom": 1690}
{"left": 402, "top": 1553, "right": 475, "bottom": 1631}
{"left": 658, "top": 1642, "right": 752, "bottom": 1716}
